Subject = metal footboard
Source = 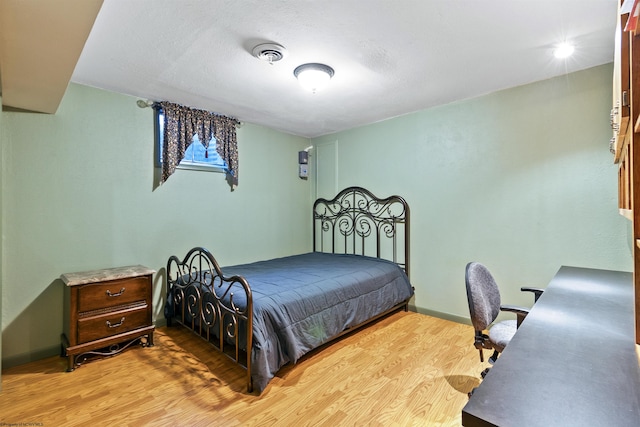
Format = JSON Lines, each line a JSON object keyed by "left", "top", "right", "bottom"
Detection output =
{"left": 165, "top": 246, "right": 254, "bottom": 392}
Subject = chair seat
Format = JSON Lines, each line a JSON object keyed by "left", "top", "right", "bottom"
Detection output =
{"left": 489, "top": 319, "right": 517, "bottom": 352}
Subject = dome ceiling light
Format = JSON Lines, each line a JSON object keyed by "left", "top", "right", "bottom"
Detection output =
{"left": 293, "top": 63, "right": 335, "bottom": 93}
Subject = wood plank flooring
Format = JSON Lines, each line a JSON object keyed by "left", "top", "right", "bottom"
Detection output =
{"left": 0, "top": 312, "right": 488, "bottom": 426}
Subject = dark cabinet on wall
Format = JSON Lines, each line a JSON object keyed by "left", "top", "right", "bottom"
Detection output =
{"left": 613, "top": 1, "right": 640, "bottom": 345}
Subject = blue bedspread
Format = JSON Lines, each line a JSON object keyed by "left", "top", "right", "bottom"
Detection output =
{"left": 220, "top": 252, "right": 414, "bottom": 393}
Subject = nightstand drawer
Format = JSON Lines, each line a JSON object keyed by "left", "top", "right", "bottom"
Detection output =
{"left": 77, "top": 305, "right": 149, "bottom": 344}
{"left": 78, "top": 276, "right": 150, "bottom": 312}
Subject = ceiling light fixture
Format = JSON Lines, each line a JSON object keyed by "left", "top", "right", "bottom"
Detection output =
{"left": 553, "top": 42, "right": 575, "bottom": 59}
{"left": 293, "top": 63, "right": 335, "bottom": 93}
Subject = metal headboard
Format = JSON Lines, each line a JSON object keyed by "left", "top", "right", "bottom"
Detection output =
{"left": 313, "top": 186, "right": 410, "bottom": 278}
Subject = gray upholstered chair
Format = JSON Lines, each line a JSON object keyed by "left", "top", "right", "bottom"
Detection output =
{"left": 465, "top": 262, "right": 543, "bottom": 372}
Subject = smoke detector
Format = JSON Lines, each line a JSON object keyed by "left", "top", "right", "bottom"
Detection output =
{"left": 252, "top": 43, "right": 288, "bottom": 64}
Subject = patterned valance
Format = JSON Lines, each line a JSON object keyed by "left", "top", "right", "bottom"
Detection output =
{"left": 159, "top": 101, "right": 240, "bottom": 188}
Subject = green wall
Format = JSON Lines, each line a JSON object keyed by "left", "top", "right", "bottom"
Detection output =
{"left": 311, "top": 63, "right": 632, "bottom": 322}
{"left": 1, "top": 63, "right": 633, "bottom": 367}
{"left": 0, "top": 83, "right": 312, "bottom": 367}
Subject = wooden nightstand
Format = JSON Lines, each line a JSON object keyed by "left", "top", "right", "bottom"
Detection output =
{"left": 61, "top": 265, "right": 155, "bottom": 371}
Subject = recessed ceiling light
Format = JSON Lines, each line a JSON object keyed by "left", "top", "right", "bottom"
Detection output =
{"left": 553, "top": 42, "right": 575, "bottom": 59}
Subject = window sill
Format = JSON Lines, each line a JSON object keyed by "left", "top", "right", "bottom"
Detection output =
{"left": 166, "top": 163, "right": 225, "bottom": 174}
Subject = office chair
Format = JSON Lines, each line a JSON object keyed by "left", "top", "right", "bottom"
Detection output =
{"left": 465, "top": 262, "right": 544, "bottom": 375}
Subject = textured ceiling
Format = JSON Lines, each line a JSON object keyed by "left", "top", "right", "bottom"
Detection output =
{"left": 9, "top": 1, "right": 621, "bottom": 138}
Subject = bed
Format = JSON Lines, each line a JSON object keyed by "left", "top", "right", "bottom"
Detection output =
{"left": 164, "top": 186, "right": 414, "bottom": 393}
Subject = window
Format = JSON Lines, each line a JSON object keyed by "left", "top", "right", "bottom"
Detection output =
{"left": 156, "top": 108, "right": 227, "bottom": 173}
{"left": 155, "top": 101, "right": 240, "bottom": 188}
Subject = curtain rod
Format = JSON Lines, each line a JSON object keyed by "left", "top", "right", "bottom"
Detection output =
{"left": 135, "top": 99, "right": 242, "bottom": 127}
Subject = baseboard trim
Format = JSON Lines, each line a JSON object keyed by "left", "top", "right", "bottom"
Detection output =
{"left": 408, "top": 305, "right": 471, "bottom": 325}
{"left": 2, "top": 321, "right": 168, "bottom": 370}
{"left": 2, "top": 345, "right": 61, "bottom": 370}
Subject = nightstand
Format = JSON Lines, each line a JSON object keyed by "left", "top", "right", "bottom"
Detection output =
{"left": 61, "top": 265, "right": 155, "bottom": 371}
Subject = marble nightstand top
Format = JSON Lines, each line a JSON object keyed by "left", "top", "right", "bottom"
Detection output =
{"left": 61, "top": 265, "right": 155, "bottom": 286}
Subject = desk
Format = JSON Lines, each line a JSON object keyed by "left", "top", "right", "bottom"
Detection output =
{"left": 462, "top": 266, "right": 640, "bottom": 426}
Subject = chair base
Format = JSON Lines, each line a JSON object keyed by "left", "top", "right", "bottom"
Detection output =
{"left": 469, "top": 367, "right": 493, "bottom": 399}
{"left": 481, "top": 367, "right": 490, "bottom": 378}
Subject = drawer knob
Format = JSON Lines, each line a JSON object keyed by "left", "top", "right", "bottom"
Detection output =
{"left": 106, "top": 317, "right": 125, "bottom": 328}
{"left": 106, "top": 287, "right": 126, "bottom": 297}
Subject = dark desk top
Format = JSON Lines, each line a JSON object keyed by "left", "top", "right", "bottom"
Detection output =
{"left": 462, "top": 266, "right": 640, "bottom": 427}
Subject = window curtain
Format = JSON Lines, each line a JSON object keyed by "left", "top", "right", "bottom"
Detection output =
{"left": 159, "top": 101, "right": 240, "bottom": 189}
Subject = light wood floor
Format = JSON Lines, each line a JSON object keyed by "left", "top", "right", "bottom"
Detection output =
{"left": 0, "top": 311, "right": 488, "bottom": 426}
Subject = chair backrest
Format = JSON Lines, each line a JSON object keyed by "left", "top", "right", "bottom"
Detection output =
{"left": 465, "top": 262, "right": 501, "bottom": 332}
